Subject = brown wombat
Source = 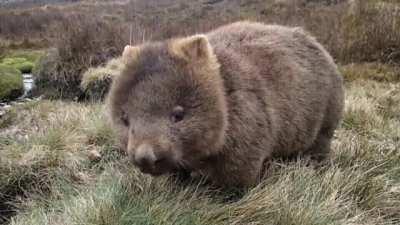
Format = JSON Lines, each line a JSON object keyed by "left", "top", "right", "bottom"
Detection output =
{"left": 107, "top": 21, "right": 344, "bottom": 187}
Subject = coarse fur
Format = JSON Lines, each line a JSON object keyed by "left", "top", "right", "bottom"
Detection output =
{"left": 107, "top": 21, "right": 344, "bottom": 187}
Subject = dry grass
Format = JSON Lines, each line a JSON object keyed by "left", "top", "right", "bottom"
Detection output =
{"left": 32, "top": 16, "right": 127, "bottom": 99}
{"left": 80, "top": 57, "right": 124, "bottom": 100}
{"left": 340, "top": 63, "right": 400, "bottom": 83}
{"left": 1, "top": 0, "right": 399, "bottom": 99}
{"left": 0, "top": 1, "right": 399, "bottom": 224}
{"left": 1, "top": 69, "right": 399, "bottom": 224}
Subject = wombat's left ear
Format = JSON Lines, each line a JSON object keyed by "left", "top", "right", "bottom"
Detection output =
{"left": 122, "top": 45, "right": 140, "bottom": 64}
{"left": 170, "top": 34, "right": 213, "bottom": 62}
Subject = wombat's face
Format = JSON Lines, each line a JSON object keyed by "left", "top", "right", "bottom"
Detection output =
{"left": 108, "top": 35, "right": 227, "bottom": 176}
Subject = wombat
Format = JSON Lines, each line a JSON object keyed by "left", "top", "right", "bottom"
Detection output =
{"left": 107, "top": 21, "right": 344, "bottom": 187}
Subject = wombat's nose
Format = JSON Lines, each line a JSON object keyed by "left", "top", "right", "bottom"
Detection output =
{"left": 134, "top": 143, "right": 158, "bottom": 171}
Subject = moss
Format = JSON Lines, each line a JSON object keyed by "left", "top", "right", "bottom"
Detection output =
{"left": 0, "top": 64, "right": 24, "bottom": 101}
{"left": 1, "top": 57, "right": 35, "bottom": 73}
{"left": 6, "top": 49, "right": 44, "bottom": 64}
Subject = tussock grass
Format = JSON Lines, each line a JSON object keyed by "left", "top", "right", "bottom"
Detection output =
{"left": 0, "top": 100, "right": 119, "bottom": 224}
{"left": 1, "top": 74, "right": 399, "bottom": 224}
{"left": 80, "top": 57, "right": 124, "bottom": 101}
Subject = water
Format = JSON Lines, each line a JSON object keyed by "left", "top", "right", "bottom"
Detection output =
{"left": 22, "top": 73, "right": 34, "bottom": 97}
{"left": 0, "top": 73, "right": 35, "bottom": 116}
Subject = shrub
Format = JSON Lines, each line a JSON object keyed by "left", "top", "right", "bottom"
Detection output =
{"left": 33, "top": 15, "right": 127, "bottom": 99}
{"left": 81, "top": 57, "right": 124, "bottom": 101}
{"left": 338, "top": 0, "right": 400, "bottom": 64}
{"left": 31, "top": 49, "right": 62, "bottom": 99}
{"left": 0, "top": 64, "right": 23, "bottom": 101}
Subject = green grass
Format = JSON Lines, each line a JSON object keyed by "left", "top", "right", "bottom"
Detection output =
{"left": 5, "top": 49, "right": 44, "bottom": 64}
{"left": 1, "top": 57, "right": 35, "bottom": 73}
{"left": 0, "top": 49, "right": 45, "bottom": 74}
{"left": 0, "top": 64, "right": 24, "bottom": 101}
{"left": 1, "top": 68, "right": 400, "bottom": 225}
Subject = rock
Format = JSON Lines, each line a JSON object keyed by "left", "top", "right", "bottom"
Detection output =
{"left": 72, "top": 172, "right": 90, "bottom": 183}
{"left": 88, "top": 149, "right": 102, "bottom": 161}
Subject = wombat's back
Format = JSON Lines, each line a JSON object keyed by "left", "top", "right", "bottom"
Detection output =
{"left": 206, "top": 21, "right": 344, "bottom": 165}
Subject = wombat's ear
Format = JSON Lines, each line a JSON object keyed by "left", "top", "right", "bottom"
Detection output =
{"left": 170, "top": 34, "right": 213, "bottom": 62}
{"left": 122, "top": 45, "right": 140, "bottom": 64}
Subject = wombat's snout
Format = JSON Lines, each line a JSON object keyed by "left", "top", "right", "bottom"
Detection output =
{"left": 131, "top": 143, "right": 169, "bottom": 175}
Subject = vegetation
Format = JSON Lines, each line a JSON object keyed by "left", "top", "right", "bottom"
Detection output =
{"left": 0, "top": 73, "right": 399, "bottom": 224}
{"left": 1, "top": 58, "right": 34, "bottom": 73}
{"left": 0, "top": 0, "right": 399, "bottom": 224}
{"left": 81, "top": 57, "right": 124, "bottom": 100}
{"left": 0, "top": 49, "right": 44, "bottom": 74}
{"left": 0, "top": 64, "right": 23, "bottom": 101}
{"left": 31, "top": 16, "right": 125, "bottom": 99}
{"left": 1, "top": 0, "right": 399, "bottom": 99}
{"left": 340, "top": 63, "right": 400, "bottom": 83}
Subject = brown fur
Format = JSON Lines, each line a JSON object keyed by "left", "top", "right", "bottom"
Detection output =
{"left": 107, "top": 21, "right": 344, "bottom": 187}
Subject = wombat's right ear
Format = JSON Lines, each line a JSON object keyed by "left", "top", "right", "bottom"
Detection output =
{"left": 169, "top": 35, "right": 214, "bottom": 62}
{"left": 122, "top": 45, "right": 140, "bottom": 64}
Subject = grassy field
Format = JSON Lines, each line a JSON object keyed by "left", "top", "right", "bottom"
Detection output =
{"left": 0, "top": 69, "right": 399, "bottom": 225}
{"left": 0, "top": 0, "right": 400, "bottom": 224}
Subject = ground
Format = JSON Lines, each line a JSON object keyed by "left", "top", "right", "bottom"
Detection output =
{"left": 0, "top": 0, "right": 399, "bottom": 224}
{"left": 0, "top": 69, "right": 399, "bottom": 225}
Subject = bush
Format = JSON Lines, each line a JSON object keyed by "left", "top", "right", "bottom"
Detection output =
{"left": 33, "top": 15, "right": 127, "bottom": 99}
{"left": 81, "top": 57, "right": 124, "bottom": 101}
{"left": 338, "top": 1, "right": 400, "bottom": 64}
{"left": 0, "top": 64, "right": 23, "bottom": 101}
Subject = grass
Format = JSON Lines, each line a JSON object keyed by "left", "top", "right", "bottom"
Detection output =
{"left": 4, "top": 50, "right": 44, "bottom": 65}
{"left": 80, "top": 57, "right": 124, "bottom": 100}
{"left": 0, "top": 49, "right": 44, "bottom": 74}
{"left": 340, "top": 63, "right": 400, "bottom": 83}
{"left": 0, "top": 66, "right": 399, "bottom": 225}
{"left": 0, "top": 64, "right": 23, "bottom": 101}
{"left": 2, "top": 0, "right": 398, "bottom": 99}
{"left": 0, "top": 58, "right": 34, "bottom": 73}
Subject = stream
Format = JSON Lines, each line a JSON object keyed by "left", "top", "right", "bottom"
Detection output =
{"left": 22, "top": 73, "right": 34, "bottom": 97}
{"left": 0, "top": 73, "right": 37, "bottom": 117}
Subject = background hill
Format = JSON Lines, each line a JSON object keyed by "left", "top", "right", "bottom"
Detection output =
{"left": 0, "top": 0, "right": 81, "bottom": 9}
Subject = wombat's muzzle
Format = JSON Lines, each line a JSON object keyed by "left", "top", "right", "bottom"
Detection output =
{"left": 131, "top": 143, "right": 172, "bottom": 175}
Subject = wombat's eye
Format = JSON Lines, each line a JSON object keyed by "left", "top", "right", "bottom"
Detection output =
{"left": 171, "top": 106, "right": 185, "bottom": 123}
